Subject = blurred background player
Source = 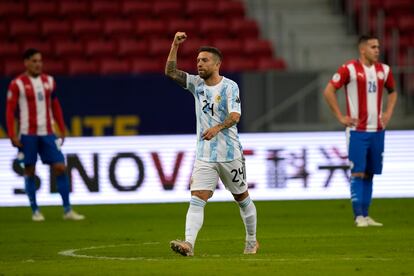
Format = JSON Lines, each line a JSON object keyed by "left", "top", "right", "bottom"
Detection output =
{"left": 165, "top": 32, "right": 258, "bottom": 256}
{"left": 5, "top": 48, "right": 85, "bottom": 222}
{"left": 323, "top": 35, "right": 397, "bottom": 227}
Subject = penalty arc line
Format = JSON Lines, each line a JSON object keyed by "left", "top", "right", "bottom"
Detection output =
{"left": 58, "top": 243, "right": 409, "bottom": 262}
{"left": 58, "top": 243, "right": 162, "bottom": 261}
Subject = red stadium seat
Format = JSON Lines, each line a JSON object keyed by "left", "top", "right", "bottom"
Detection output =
{"left": 180, "top": 38, "right": 210, "bottom": 57}
{"left": 84, "top": 39, "right": 116, "bottom": 57}
{"left": 221, "top": 58, "right": 256, "bottom": 72}
{"left": 352, "top": 0, "right": 383, "bottom": 13}
{"left": 27, "top": 1, "right": 57, "bottom": 17}
{"left": 41, "top": 19, "right": 71, "bottom": 37}
{"left": 121, "top": 1, "right": 152, "bottom": 17}
{"left": 58, "top": 1, "right": 89, "bottom": 17}
{"left": 199, "top": 19, "right": 229, "bottom": 38}
{"left": 21, "top": 40, "right": 53, "bottom": 56}
{"left": 43, "top": 58, "right": 67, "bottom": 75}
{"left": 384, "top": 0, "right": 414, "bottom": 12}
{"left": 0, "top": 24, "right": 9, "bottom": 39}
{"left": 230, "top": 18, "right": 259, "bottom": 38}
{"left": 4, "top": 59, "right": 24, "bottom": 77}
{"left": 257, "top": 58, "right": 287, "bottom": 71}
{"left": 212, "top": 39, "right": 243, "bottom": 57}
{"left": 54, "top": 40, "right": 84, "bottom": 57}
{"left": 148, "top": 38, "right": 171, "bottom": 56}
{"left": 0, "top": 42, "right": 21, "bottom": 58}
{"left": 131, "top": 58, "right": 164, "bottom": 73}
{"left": 117, "top": 39, "right": 148, "bottom": 57}
{"left": 72, "top": 19, "right": 102, "bottom": 37}
{"left": 217, "top": 1, "right": 245, "bottom": 18}
{"left": 67, "top": 59, "right": 98, "bottom": 75}
{"left": 179, "top": 58, "right": 197, "bottom": 73}
{"left": 9, "top": 20, "right": 40, "bottom": 38}
{"left": 243, "top": 39, "right": 273, "bottom": 58}
{"left": 99, "top": 58, "right": 130, "bottom": 74}
{"left": 186, "top": 1, "right": 216, "bottom": 18}
{"left": 90, "top": 1, "right": 120, "bottom": 17}
{"left": 368, "top": 16, "right": 396, "bottom": 33}
{"left": 167, "top": 19, "right": 197, "bottom": 37}
{"left": 103, "top": 19, "right": 133, "bottom": 36}
{"left": 135, "top": 19, "right": 166, "bottom": 37}
{"left": 398, "top": 16, "right": 414, "bottom": 32}
{"left": 0, "top": 2, "right": 25, "bottom": 18}
{"left": 153, "top": 1, "right": 182, "bottom": 18}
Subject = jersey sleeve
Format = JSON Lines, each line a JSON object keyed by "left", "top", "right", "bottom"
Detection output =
{"left": 6, "top": 81, "right": 20, "bottom": 138}
{"left": 329, "top": 64, "right": 350, "bottom": 90}
{"left": 185, "top": 73, "right": 197, "bottom": 95}
{"left": 227, "top": 82, "right": 241, "bottom": 114}
{"left": 384, "top": 67, "right": 396, "bottom": 93}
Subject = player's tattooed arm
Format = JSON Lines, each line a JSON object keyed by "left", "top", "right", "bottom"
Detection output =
{"left": 217, "top": 112, "right": 240, "bottom": 130}
{"left": 202, "top": 112, "right": 240, "bottom": 141}
{"left": 165, "top": 32, "right": 188, "bottom": 88}
{"left": 165, "top": 61, "right": 187, "bottom": 88}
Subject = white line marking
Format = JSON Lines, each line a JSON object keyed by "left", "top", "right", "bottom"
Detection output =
{"left": 58, "top": 243, "right": 162, "bottom": 261}
{"left": 59, "top": 243, "right": 412, "bottom": 262}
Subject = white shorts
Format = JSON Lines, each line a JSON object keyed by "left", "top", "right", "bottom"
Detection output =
{"left": 190, "top": 157, "right": 247, "bottom": 195}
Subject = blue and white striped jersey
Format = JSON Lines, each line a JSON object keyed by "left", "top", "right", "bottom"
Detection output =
{"left": 186, "top": 73, "right": 243, "bottom": 162}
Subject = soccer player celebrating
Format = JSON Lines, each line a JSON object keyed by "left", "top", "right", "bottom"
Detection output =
{"left": 6, "top": 48, "right": 85, "bottom": 222}
{"left": 165, "top": 32, "right": 258, "bottom": 256}
{"left": 324, "top": 35, "right": 397, "bottom": 227}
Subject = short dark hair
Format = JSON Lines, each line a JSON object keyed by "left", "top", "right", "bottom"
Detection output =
{"left": 23, "top": 48, "right": 41, "bottom": 60}
{"left": 358, "top": 35, "right": 379, "bottom": 46}
{"left": 198, "top": 46, "right": 223, "bottom": 61}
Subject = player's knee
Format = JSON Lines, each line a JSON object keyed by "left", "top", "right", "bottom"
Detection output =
{"left": 24, "top": 166, "right": 36, "bottom": 176}
{"left": 351, "top": 172, "right": 365, "bottom": 179}
{"left": 364, "top": 173, "right": 373, "bottom": 181}
{"left": 191, "top": 190, "right": 212, "bottom": 201}
{"left": 233, "top": 190, "right": 249, "bottom": 202}
{"left": 52, "top": 164, "right": 66, "bottom": 175}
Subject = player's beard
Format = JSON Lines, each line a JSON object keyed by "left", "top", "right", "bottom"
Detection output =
{"left": 198, "top": 70, "right": 212, "bottom": 80}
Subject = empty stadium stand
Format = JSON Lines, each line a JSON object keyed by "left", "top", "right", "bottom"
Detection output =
{"left": 0, "top": 0, "right": 286, "bottom": 76}
{"left": 350, "top": 0, "right": 414, "bottom": 67}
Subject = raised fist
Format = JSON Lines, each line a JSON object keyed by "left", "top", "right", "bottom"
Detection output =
{"left": 173, "top": 32, "right": 187, "bottom": 45}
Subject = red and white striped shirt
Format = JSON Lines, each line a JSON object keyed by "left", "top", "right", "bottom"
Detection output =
{"left": 330, "top": 60, "right": 395, "bottom": 132}
{"left": 6, "top": 73, "right": 65, "bottom": 138}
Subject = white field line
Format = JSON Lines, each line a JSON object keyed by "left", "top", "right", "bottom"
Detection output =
{"left": 58, "top": 243, "right": 410, "bottom": 262}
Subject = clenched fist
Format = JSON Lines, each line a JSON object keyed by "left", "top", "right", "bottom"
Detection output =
{"left": 173, "top": 32, "right": 187, "bottom": 46}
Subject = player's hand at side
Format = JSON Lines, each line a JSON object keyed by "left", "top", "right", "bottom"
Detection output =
{"left": 202, "top": 126, "right": 220, "bottom": 141}
{"left": 339, "top": 115, "right": 358, "bottom": 127}
{"left": 173, "top": 32, "right": 187, "bottom": 46}
{"left": 11, "top": 137, "right": 23, "bottom": 148}
{"left": 381, "top": 112, "right": 391, "bottom": 128}
{"left": 59, "top": 136, "right": 65, "bottom": 146}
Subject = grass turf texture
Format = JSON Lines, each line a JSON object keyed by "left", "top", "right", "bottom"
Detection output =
{"left": 0, "top": 199, "right": 413, "bottom": 275}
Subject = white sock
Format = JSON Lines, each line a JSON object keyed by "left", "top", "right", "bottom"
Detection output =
{"left": 185, "top": 196, "right": 206, "bottom": 247}
{"left": 238, "top": 196, "right": 257, "bottom": 242}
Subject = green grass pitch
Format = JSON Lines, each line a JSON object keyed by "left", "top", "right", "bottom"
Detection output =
{"left": 0, "top": 198, "right": 413, "bottom": 275}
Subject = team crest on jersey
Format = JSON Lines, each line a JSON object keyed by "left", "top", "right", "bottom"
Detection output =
{"left": 332, "top": 73, "right": 341, "bottom": 82}
{"left": 215, "top": 95, "right": 221, "bottom": 103}
{"left": 377, "top": 72, "right": 384, "bottom": 80}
